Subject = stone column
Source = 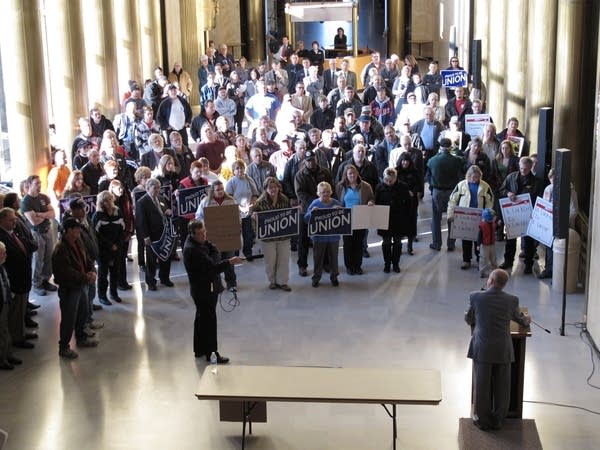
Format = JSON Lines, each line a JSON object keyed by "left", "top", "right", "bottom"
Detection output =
{"left": 484, "top": 0, "right": 507, "bottom": 127}
{"left": 387, "top": 0, "right": 405, "bottom": 56}
{"left": 82, "top": 0, "right": 119, "bottom": 118}
{"left": 525, "top": 0, "right": 557, "bottom": 156}
{"left": 245, "top": 0, "right": 265, "bottom": 65}
{"left": 114, "top": 0, "right": 142, "bottom": 99}
{"left": 180, "top": 0, "right": 200, "bottom": 107}
{"left": 552, "top": 0, "right": 587, "bottom": 203}
{"left": 139, "top": 0, "right": 160, "bottom": 80}
{"left": 0, "top": 0, "right": 50, "bottom": 183}
{"left": 503, "top": 0, "right": 527, "bottom": 124}
{"left": 44, "top": 0, "right": 88, "bottom": 160}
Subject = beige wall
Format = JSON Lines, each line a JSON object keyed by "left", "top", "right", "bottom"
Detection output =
{"left": 207, "top": 0, "right": 242, "bottom": 59}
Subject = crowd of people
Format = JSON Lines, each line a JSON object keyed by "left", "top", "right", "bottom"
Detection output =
{"left": 0, "top": 40, "right": 572, "bottom": 378}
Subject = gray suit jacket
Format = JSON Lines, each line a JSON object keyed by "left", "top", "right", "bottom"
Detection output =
{"left": 465, "top": 287, "right": 529, "bottom": 364}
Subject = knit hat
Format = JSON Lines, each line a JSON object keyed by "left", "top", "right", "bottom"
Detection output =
{"left": 482, "top": 208, "right": 495, "bottom": 222}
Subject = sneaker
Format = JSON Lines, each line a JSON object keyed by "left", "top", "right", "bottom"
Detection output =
{"left": 461, "top": 261, "right": 471, "bottom": 270}
{"left": 77, "top": 338, "right": 99, "bottom": 348}
{"left": 98, "top": 297, "right": 112, "bottom": 306}
{"left": 82, "top": 328, "right": 96, "bottom": 338}
{"left": 88, "top": 320, "right": 104, "bottom": 329}
{"left": 279, "top": 284, "right": 292, "bottom": 292}
{"left": 59, "top": 348, "right": 79, "bottom": 359}
{"left": 43, "top": 281, "right": 58, "bottom": 292}
{"left": 429, "top": 244, "right": 441, "bottom": 251}
{"left": 33, "top": 287, "right": 47, "bottom": 296}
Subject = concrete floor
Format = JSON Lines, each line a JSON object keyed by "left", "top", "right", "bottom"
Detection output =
{"left": 0, "top": 199, "right": 598, "bottom": 450}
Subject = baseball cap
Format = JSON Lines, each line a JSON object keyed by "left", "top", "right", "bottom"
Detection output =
{"left": 69, "top": 197, "right": 86, "bottom": 210}
{"left": 62, "top": 217, "right": 82, "bottom": 231}
{"left": 439, "top": 137, "right": 452, "bottom": 149}
{"left": 358, "top": 115, "right": 370, "bottom": 122}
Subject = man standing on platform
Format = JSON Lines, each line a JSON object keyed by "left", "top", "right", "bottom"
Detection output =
{"left": 465, "top": 269, "right": 531, "bottom": 431}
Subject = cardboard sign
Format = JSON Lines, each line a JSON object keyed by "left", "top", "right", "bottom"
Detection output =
{"left": 256, "top": 207, "right": 299, "bottom": 239}
{"left": 203, "top": 204, "right": 241, "bottom": 252}
{"left": 308, "top": 208, "right": 352, "bottom": 237}
{"left": 175, "top": 185, "right": 209, "bottom": 219}
{"left": 507, "top": 136, "right": 525, "bottom": 156}
{"left": 450, "top": 207, "right": 483, "bottom": 241}
{"left": 351, "top": 205, "right": 390, "bottom": 230}
{"left": 150, "top": 216, "right": 178, "bottom": 262}
{"left": 59, "top": 195, "right": 97, "bottom": 220}
{"left": 441, "top": 70, "right": 468, "bottom": 88}
{"left": 527, "top": 197, "right": 554, "bottom": 247}
{"left": 464, "top": 114, "right": 491, "bottom": 138}
{"left": 499, "top": 194, "right": 533, "bottom": 239}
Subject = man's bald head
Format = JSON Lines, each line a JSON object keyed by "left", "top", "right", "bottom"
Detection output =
{"left": 488, "top": 269, "right": 509, "bottom": 289}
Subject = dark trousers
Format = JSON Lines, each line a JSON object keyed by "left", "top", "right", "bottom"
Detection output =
{"left": 220, "top": 251, "right": 237, "bottom": 289}
{"left": 117, "top": 239, "right": 130, "bottom": 285}
{"left": 241, "top": 216, "right": 254, "bottom": 258}
{"left": 58, "top": 286, "right": 89, "bottom": 349}
{"left": 381, "top": 234, "right": 402, "bottom": 266}
{"left": 343, "top": 229, "right": 366, "bottom": 271}
{"left": 192, "top": 291, "right": 218, "bottom": 356}
{"left": 97, "top": 257, "right": 119, "bottom": 298}
{"left": 504, "top": 235, "right": 535, "bottom": 266}
{"left": 312, "top": 241, "right": 339, "bottom": 282}
{"left": 462, "top": 240, "right": 480, "bottom": 263}
{"left": 473, "top": 360, "right": 511, "bottom": 428}
{"left": 8, "top": 292, "right": 27, "bottom": 344}
{"left": 297, "top": 218, "right": 310, "bottom": 269}
{"left": 144, "top": 244, "right": 172, "bottom": 286}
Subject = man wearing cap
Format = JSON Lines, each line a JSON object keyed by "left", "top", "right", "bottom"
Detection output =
{"left": 353, "top": 115, "right": 378, "bottom": 149}
{"left": 156, "top": 84, "right": 192, "bottom": 148}
{"left": 294, "top": 149, "right": 333, "bottom": 276}
{"left": 426, "top": 137, "right": 464, "bottom": 251}
{"left": 71, "top": 117, "right": 94, "bottom": 165}
{"left": 73, "top": 139, "right": 94, "bottom": 170}
{"left": 411, "top": 106, "right": 445, "bottom": 166}
{"left": 52, "top": 217, "right": 98, "bottom": 359}
{"left": 335, "top": 86, "right": 363, "bottom": 117}
{"left": 214, "top": 86, "right": 237, "bottom": 128}
{"left": 343, "top": 108, "right": 360, "bottom": 135}
{"left": 360, "top": 105, "right": 385, "bottom": 140}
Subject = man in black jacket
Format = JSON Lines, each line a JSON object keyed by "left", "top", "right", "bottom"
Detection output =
{"left": 135, "top": 178, "right": 174, "bottom": 290}
{"left": 183, "top": 220, "right": 243, "bottom": 361}
{"left": 52, "top": 218, "right": 98, "bottom": 359}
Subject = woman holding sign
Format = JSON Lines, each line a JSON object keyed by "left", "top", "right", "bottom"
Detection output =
{"left": 336, "top": 165, "right": 374, "bottom": 275}
{"left": 447, "top": 165, "right": 494, "bottom": 270}
{"left": 251, "top": 177, "right": 292, "bottom": 291}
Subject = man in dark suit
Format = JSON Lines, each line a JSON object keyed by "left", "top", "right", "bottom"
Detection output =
{"left": 140, "top": 133, "right": 177, "bottom": 171}
{"left": 0, "top": 207, "right": 37, "bottom": 351}
{"left": 465, "top": 269, "right": 531, "bottom": 431}
{"left": 322, "top": 58, "right": 338, "bottom": 95}
{"left": 135, "top": 178, "right": 173, "bottom": 291}
{"left": 183, "top": 220, "right": 243, "bottom": 361}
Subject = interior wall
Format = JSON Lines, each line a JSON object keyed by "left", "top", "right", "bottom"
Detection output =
{"left": 208, "top": 0, "right": 241, "bottom": 59}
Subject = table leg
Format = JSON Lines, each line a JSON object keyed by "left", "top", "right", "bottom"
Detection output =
{"left": 241, "top": 401, "right": 257, "bottom": 450}
{"left": 380, "top": 404, "right": 397, "bottom": 450}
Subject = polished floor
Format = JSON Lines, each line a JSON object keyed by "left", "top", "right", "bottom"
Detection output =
{"left": 0, "top": 199, "right": 598, "bottom": 450}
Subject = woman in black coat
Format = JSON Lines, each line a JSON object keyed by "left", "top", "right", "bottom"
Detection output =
{"left": 395, "top": 153, "right": 421, "bottom": 254}
{"left": 92, "top": 190, "right": 125, "bottom": 304}
{"left": 375, "top": 168, "right": 411, "bottom": 273}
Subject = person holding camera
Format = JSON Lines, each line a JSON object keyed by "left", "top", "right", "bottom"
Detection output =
{"left": 183, "top": 220, "right": 244, "bottom": 362}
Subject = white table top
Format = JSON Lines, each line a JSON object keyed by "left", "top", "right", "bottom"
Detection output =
{"left": 196, "top": 365, "right": 442, "bottom": 405}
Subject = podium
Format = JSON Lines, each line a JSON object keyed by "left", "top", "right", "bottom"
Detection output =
{"left": 508, "top": 308, "right": 532, "bottom": 418}
{"left": 470, "top": 307, "right": 532, "bottom": 419}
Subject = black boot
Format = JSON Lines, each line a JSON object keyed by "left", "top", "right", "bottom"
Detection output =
{"left": 407, "top": 237, "right": 414, "bottom": 255}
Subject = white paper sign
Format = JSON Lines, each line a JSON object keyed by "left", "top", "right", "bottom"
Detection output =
{"left": 499, "top": 194, "right": 533, "bottom": 239}
{"left": 450, "top": 207, "right": 483, "bottom": 241}
{"left": 351, "top": 205, "right": 390, "bottom": 230}
{"left": 527, "top": 197, "right": 554, "bottom": 247}
{"left": 507, "top": 136, "right": 525, "bottom": 156}
{"left": 464, "top": 114, "right": 491, "bottom": 138}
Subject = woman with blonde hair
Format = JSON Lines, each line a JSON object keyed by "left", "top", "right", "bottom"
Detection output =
{"left": 92, "top": 190, "right": 125, "bottom": 305}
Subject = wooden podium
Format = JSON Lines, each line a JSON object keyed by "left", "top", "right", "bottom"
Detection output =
{"left": 508, "top": 308, "right": 532, "bottom": 418}
{"left": 470, "top": 307, "right": 532, "bottom": 419}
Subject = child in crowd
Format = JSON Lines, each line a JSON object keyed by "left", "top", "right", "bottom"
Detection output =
{"left": 304, "top": 181, "right": 341, "bottom": 287}
{"left": 478, "top": 208, "right": 497, "bottom": 278}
